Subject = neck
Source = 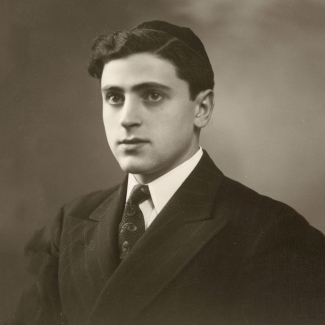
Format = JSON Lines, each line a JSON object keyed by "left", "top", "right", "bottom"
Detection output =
{"left": 134, "top": 146, "right": 201, "bottom": 184}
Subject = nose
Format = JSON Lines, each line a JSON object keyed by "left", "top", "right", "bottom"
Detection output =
{"left": 120, "top": 97, "right": 142, "bottom": 129}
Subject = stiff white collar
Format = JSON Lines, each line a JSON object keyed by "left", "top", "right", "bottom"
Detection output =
{"left": 126, "top": 147, "right": 203, "bottom": 214}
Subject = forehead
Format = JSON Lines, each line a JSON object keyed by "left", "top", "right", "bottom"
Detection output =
{"left": 101, "top": 53, "right": 184, "bottom": 89}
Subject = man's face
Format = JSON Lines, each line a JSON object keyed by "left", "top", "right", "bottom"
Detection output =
{"left": 101, "top": 53, "right": 202, "bottom": 183}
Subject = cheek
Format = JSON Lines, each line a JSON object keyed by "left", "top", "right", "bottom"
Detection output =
{"left": 166, "top": 114, "right": 194, "bottom": 136}
{"left": 103, "top": 119, "right": 117, "bottom": 145}
{"left": 152, "top": 112, "right": 192, "bottom": 141}
{"left": 103, "top": 109, "right": 112, "bottom": 123}
{"left": 103, "top": 109, "right": 117, "bottom": 129}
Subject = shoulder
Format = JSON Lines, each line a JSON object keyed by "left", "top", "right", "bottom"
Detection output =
{"left": 220, "top": 175, "right": 308, "bottom": 223}
{"left": 200, "top": 151, "right": 324, "bottom": 247}
{"left": 218, "top": 176, "right": 325, "bottom": 255}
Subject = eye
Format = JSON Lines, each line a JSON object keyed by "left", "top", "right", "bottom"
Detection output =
{"left": 144, "top": 91, "right": 163, "bottom": 103}
{"left": 106, "top": 93, "right": 124, "bottom": 105}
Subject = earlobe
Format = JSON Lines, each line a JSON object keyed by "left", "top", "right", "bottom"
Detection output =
{"left": 194, "top": 90, "right": 214, "bottom": 129}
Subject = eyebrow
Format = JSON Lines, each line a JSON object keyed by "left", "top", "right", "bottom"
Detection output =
{"left": 101, "top": 82, "right": 173, "bottom": 93}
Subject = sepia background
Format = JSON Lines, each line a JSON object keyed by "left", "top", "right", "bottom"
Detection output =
{"left": 1, "top": 0, "right": 324, "bottom": 320}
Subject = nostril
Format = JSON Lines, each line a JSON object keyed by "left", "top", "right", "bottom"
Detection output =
{"left": 120, "top": 113, "right": 142, "bottom": 128}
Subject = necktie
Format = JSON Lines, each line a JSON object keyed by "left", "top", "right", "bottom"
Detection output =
{"left": 118, "top": 184, "right": 151, "bottom": 260}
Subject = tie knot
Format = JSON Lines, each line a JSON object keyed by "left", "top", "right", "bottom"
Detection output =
{"left": 127, "top": 184, "right": 150, "bottom": 205}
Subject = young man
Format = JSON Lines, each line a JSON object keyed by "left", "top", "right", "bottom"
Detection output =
{"left": 15, "top": 21, "right": 325, "bottom": 325}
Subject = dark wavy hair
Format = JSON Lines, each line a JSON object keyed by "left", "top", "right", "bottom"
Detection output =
{"left": 87, "top": 28, "right": 214, "bottom": 100}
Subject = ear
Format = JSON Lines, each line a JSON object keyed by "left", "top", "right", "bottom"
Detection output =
{"left": 194, "top": 89, "right": 214, "bottom": 129}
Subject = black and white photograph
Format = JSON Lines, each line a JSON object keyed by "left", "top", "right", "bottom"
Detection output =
{"left": 1, "top": 1, "right": 325, "bottom": 324}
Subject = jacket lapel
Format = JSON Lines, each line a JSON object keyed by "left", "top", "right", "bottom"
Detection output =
{"left": 65, "top": 179, "right": 127, "bottom": 312}
{"left": 86, "top": 152, "right": 232, "bottom": 325}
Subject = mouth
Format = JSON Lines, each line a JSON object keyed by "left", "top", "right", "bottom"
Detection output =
{"left": 119, "top": 138, "right": 148, "bottom": 144}
{"left": 118, "top": 138, "right": 149, "bottom": 150}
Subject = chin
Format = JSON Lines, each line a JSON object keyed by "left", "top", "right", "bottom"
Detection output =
{"left": 118, "top": 158, "right": 152, "bottom": 175}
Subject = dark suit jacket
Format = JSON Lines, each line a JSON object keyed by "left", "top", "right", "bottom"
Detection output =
{"left": 15, "top": 151, "right": 325, "bottom": 325}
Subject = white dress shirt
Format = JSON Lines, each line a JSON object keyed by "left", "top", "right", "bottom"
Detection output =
{"left": 126, "top": 147, "right": 203, "bottom": 229}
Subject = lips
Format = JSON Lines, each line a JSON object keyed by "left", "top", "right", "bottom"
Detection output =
{"left": 119, "top": 138, "right": 149, "bottom": 145}
{"left": 118, "top": 138, "right": 149, "bottom": 150}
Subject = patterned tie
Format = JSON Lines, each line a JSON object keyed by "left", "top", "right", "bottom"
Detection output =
{"left": 118, "top": 184, "right": 151, "bottom": 260}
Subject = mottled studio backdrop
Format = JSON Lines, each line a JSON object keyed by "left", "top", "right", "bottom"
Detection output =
{"left": 1, "top": 0, "right": 324, "bottom": 320}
